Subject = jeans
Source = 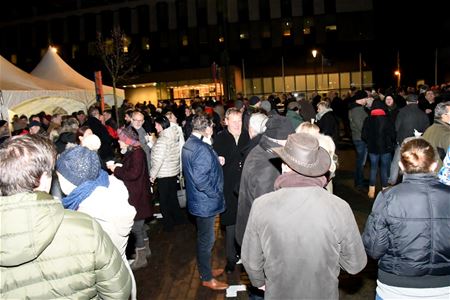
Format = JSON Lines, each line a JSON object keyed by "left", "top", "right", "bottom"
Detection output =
{"left": 353, "top": 140, "right": 368, "bottom": 187}
{"left": 196, "top": 215, "right": 216, "bottom": 281}
{"left": 131, "top": 219, "right": 147, "bottom": 248}
{"left": 369, "top": 153, "right": 392, "bottom": 187}
{"left": 389, "top": 145, "right": 401, "bottom": 185}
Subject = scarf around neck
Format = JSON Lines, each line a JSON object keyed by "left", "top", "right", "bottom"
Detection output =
{"left": 274, "top": 171, "right": 328, "bottom": 190}
{"left": 316, "top": 108, "right": 333, "bottom": 121}
{"left": 62, "top": 170, "right": 110, "bottom": 210}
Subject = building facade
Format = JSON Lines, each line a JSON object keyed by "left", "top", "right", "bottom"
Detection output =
{"left": 3, "top": 0, "right": 446, "bottom": 104}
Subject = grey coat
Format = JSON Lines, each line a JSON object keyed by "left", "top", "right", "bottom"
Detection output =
{"left": 348, "top": 103, "right": 368, "bottom": 141}
{"left": 241, "top": 186, "right": 367, "bottom": 300}
{"left": 235, "top": 135, "right": 282, "bottom": 245}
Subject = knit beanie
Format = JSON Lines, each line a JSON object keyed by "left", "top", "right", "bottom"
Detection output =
{"left": 264, "top": 115, "right": 295, "bottom": 140}
{"left": 56, "top": 145, "right": 101, "bottom": 186}
{"left": 118, "top": 126, "right": 141, "bottom": 147}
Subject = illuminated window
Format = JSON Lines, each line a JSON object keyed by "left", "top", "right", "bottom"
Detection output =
{"left": 240, "top": 33, "right": 249, "bottom": 39}
{"left": 263, "top": 77, "right": 273, "bottom": 94}
{"left": 11, "top": 54, "right": 17, "bottom": 64}
{"left": 253, "top": 78, "right": 263, "bottom": 94}
{"left": 71, "top": 45, "right": 79, "bottom": 59}
{"left": 142, "top": 37, "right": 150, "bottom": 50}
{"left": 122, "top": 36, "right": 130, "bottom": 53}
{"left": 326, "top": 25, "right": 337, "bottom": 31}
{"left": 282, "top": 20, "right": 292, "bottom": 37}
{"left": 295, "top": 75, "right": 306, "bottom": 91}
{"left": 182, "top": 35, "right": 189, "bottom": 46}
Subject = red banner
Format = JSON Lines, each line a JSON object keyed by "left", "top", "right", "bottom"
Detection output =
{"left": 94, "top": 71, "right": 105, "bottom": 112}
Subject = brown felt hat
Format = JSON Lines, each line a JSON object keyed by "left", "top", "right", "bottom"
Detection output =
{"left": 271, "top": 132, "right": 331, "bottom": 177}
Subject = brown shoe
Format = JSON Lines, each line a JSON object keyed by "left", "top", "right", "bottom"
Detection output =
{"left": 202, "top": 279, "right": 229, "bottom": 290}
{"left": 211, "top": 268, "right": 224, "bottom": 277}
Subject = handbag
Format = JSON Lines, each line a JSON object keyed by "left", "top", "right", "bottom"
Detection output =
{"left": 177, "top": 175, "right": 187, "bottom": 208}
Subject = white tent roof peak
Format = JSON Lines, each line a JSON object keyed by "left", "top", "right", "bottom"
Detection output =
{"left": 31, "top": 47, "right": 123, "bottom": 96}
{"left": 0, "top": 55, "right": 74, "bottom": 91}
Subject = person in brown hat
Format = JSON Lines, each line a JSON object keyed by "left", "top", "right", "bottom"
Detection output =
{"left": 241, "top": 133, "right": 367, "bottom": 300}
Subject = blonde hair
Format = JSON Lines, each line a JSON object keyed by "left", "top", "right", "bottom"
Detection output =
{"left": 296, "top": 122, "right": 320, "bottom": 134}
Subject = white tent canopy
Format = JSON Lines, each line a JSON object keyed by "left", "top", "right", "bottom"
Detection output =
{"left": 0, "top": 55, "right": 92, "bottom": 121}
{"left": 1, "top": 48, "right": 124, "bottom": 121}
{"left": 31, "top": 47, "right": 124, "bottom": 101}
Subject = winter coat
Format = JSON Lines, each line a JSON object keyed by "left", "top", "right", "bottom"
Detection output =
{"left": 298, "top": 99, "right": 316, "bottom": 122}
{"left": 285, "top": 109, "right": 304, "bottom": 130}
{"left": 242, "top": 185, "right": 367, "bottom": 300}
{"left": 150, "top": 126, "right": 183, "bottom": 179}
{"left": 362, "top": 173, "right": 450, "bottom": 288}
{"left": 78, "top": 175, "right": 136, "bottom": 260}
{"left": 213, "top": 129, "right": 250, "bottom": 225}
{"left": 317, "top": 109, "right": 339, "bottom": 142}
{"left": 0, "top": 192, "right": 131, "bottom": 299}
{"left": 348, "top": 103, "right": 368, "bottom": 141}
{"left": 235, "top": 135, "right": 283, "bottom": 245}
{"left": 87, "top": 116, "right": 114, "bottom": 161}
{"left": 54, "top": 131, "right": 77, "bottom": 154}
{"left": 395, "top": 103, "right": 429, "bottom": 144}
{"left": 422, "top": 119, "right": 450, "bottom": 169}
{"left": 114, "top": 147, "right": 153, "bottom": 221}
{"left": 361, "top": 112, "right": 396, "bottom": 154}
{"left": 182, "top": 134, "right": 225, "bottom": 218}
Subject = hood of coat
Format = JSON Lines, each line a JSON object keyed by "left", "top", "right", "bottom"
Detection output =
{"left": 0, "top": 192, "right": 64, "bottom": 267}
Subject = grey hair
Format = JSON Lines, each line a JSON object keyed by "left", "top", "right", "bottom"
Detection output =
{"left": 249, "top": 113, "right": 268, "bottom": 135}
{"left": 434, "top": 101, "right": 450, "bottom": 119}
{"left": 192, "top": 114, "right": 213, "bottom": 132}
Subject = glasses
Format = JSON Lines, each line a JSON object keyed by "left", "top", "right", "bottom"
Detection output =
{"left": 132, "top": 119, "right": 144, "bottom": 123}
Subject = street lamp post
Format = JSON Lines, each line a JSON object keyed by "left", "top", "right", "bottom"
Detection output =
{"left": 394, "top": 70, "right": 401, "bottom": 88}
{"left": 312, "top": 49, "right": 324, "bottom": 92}
{"left": 312, "top": 49, "right": 318, "bottom": 92}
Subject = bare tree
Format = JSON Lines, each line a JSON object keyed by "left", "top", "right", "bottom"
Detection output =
{"left": 96, "top": 27, "right": 137, "bottom": 127}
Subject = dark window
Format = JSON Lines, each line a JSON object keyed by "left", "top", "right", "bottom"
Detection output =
{"left": 67, "top": 16, "right": 80, "bottom": 42}
{"left": 176, "top": 0, "right": 188, "bottom": 29}
{"left": 281, "top": 0, "right": 292, "bottom": 18}
{"left": 324, "top": 0, "right": 336, "bottom": 14}
{"left": 156, "top": 2, "right": 169, "bottom": 30}
{"left": 50, "top": 19, "right": 64, "bottom": 44}
{"left": 137, "top": 5, "right": 150, "bottom": 33}
{"left": 84, "top": 13, "right": 97, "bottom": 40}
{"left": 119, "top": 8, "right": 132, "bottom": 34}
{"left": 101, "top": 11, "right": 114, "bottom": 35}
{"left": 19, "top": 24, "right": 33, "bottom": 48}
{"left": 303, "top": 0, "right": 314, "bottom": 16}
{"left": 36, "top": 21, "right": 48, "bottom": 47}
{"left": 260, "top": 0, "right": 271, "bottom": 21}
{"left": 238, "top": 0, "right": 249, "bottom": 22}
{"left": 197, "top": 0, "right": 207, "bottom": 27}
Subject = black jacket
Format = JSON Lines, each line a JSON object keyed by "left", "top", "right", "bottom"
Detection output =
{"left": 213, "top": 129, "right": 250, "bottom": 225}
{"left": 395, "top": 104, "right": 429, "bottom": 144}
{"left": 361, "top": 113, "right": 396, "bottom": 154}
{"left": 362, "top": 173, "right": 450, "bottom": 288}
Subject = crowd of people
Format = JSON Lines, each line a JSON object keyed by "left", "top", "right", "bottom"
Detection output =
{"left": 1, "top": 83, "right": 449, "bottom": 299}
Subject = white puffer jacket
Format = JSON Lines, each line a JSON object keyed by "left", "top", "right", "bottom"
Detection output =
{"left": 150, "top": 125, "right": 184, "bottom": 178}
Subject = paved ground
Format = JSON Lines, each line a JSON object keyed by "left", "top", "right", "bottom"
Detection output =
{"left": 134, "top": 141, "right": 378, "bottom": 299}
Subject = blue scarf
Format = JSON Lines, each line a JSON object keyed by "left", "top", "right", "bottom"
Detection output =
{"left": 62, "top": 170, "right": 110, "bottom": 210}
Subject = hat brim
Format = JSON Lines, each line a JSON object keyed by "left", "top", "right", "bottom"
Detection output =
{"left": 272, "top": 145, "right": 331, "bottom": 177}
